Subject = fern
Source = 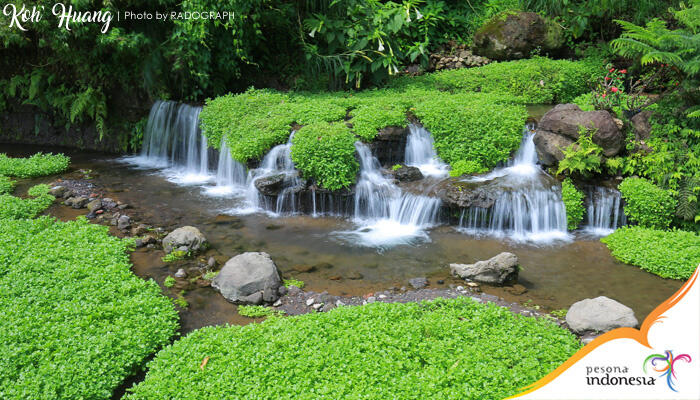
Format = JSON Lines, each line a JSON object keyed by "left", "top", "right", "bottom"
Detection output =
{"left": 70, "top": 88, "right": 93, "bottom": 123}
{"left": 676, "top": 176, "right": 700, "bottom": 221}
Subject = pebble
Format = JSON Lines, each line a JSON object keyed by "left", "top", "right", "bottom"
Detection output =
{"left": 367, "top": 296, "right": 376, "bottom": 303}
{"left": 312, "top": 303, "right": 323, "bottom": 310}
{"left": 378, "top": 294, "right": 388, "bottom": 299}
{"left": 174, "top": 268, "right": 187, "bottom": 278}
{"left": 207, "top": 256, "right": 216, "bottom": 268}
{"left": 273, "top": 299, "right": 282, "bottom": 307}
{"left": 335, "top": 300, "right": 345, "bottom": 307}
{"left": 305, "top": 298, "right": 315, "bottom": 306}
{"left": 456, "top": 286, "right": 465, "bottom": 291}
{"left": 466, "top": 282, "right": 479, "bottom": 287}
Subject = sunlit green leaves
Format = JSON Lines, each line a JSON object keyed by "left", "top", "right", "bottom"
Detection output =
{"left": 0, "top": 153, "right": 69, "bottom": 178}
{"left": 619, "top": 177, "right": 676, "bottom": 229}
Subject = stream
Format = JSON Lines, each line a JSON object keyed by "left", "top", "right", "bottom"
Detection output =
{"left": 3, "top": 101, "right": 682, "bottom": 333}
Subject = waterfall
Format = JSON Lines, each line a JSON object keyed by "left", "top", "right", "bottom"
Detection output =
{"left": 582, "top": 186, "right": 626, "bottom": 235}
{"left": 458, "top": 125, "right": 569, "bottom": 242}
{"left": 204, "top": 138, "right": 247, "bottom": 196}
{"left": 405, "top": 124, "right": 449, "bottom": 177}
{"left": 334, "top": 141, "right": 442, "bottom": 247}
{"left": 132, "top": 100, "right": 211, "bottom": 184}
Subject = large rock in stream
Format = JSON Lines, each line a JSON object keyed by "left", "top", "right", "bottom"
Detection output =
{"left": 450, "top": 252, "right": 519, "bottom": 285}
{"left": 162, "top": 226, "right": 207, "bottom": 254}
{"left": 534, "top": 104, "right": 624, "bottom": 165}
{"left": 566, "top": 296, "right": 638, "bottom": 333}
{"left": 212, "top": 252, "right": 282, "bottom": 304}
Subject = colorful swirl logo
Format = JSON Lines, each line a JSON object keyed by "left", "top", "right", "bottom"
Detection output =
{"left": 643, "top": 350, "right": 692, "bottom": 392}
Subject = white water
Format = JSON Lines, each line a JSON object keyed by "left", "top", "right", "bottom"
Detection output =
{"left": 405, "top": 124, "right": 449, "bottom": 178}
{"left": 582, "top": 186, "right": 626, "bottom": 236}
{"left": 458, "top": 125, "right": 569, "bottom": 243}
{"left": 334, "top": 142, "right": 442, "bottom": 248}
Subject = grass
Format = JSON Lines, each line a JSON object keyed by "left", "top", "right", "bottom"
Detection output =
{"left": 0, "top": 216, "right": 179, "bottom": 399}
{"left": 283, "top": 278, "right": 305, "bottom": 288}
{"left": 601, "top": 226, "right": 700, "bottom": 280}
{"left": 125, "top": 297, "right": 580, "bottom": 399}
{"left": 238, "top": 305, "right": 286, "bottom": 318}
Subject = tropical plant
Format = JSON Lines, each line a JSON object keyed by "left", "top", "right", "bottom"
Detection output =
{"left": 619, "top": 177, "right": 676, "bottom": 229}
{"left": 561, "top": 179, "right": 585, "bottom": 230}
{"left": 557, "top": 128, "right": 603, "bottom": 177}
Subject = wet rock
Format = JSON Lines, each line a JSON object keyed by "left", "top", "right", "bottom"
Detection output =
{"left": 241, "top": 292, "right": 263, "bottom": 305}
{"left": 408, "top": 277, "right": 428, "bottom": 289}
{"left": 86, "top": 199, "right": 102, "bottom": 213}
{"left": 346, "top": 271, "right": 364, "bottom": 280}
{"left": 71, "top": 196, "right": 89, "bottom": 209}
{"left": 566, "top": 296, "right": 638, "bottom": 333}
{"left": 212, "top": 252, "right": 282, "bottom": 304}
{"left": 393, "top": 166, "right": 424, "bottom": 182}
{"left": 292, "top": 264, "right": 316, "bottom": 273}
{"left": 143, "top": 235, "right": 157, "bottom": 245}
{"left": 433, "top": 178, "right": 500, "bottom": 209}
{"left": 263, "top": 286, "right": 279, "bottom": 303}
{"left": 49, "top": 186, "right": 67, "bottom": 197}
{"left": 117, "top": 215, "right": 132, "bottom": 230}
{"left": 473, "top": 12, "right": 561, "bottom": 60}
{"left": 134, "top": 239, "right": 144, "bottom": 248}
{"left": 162, "top": 226, "right": 207, "bottom": 254}
{"left": 102, "top": 198, "right": 117, "bottom": 208}
{"left": 117, "top": 203, "right": 130, "bottom": 210}
{"left": 174, "top": 268, "right": 187, "bottom": 278}
{"left": 131, "top": 224, "right": 149, "bottom": 236}
{"left": 321, "top": 303, "right": 336, "bottom": 312}
{"left": 287, "top": 285, "right": 302, "bottom": 296}
{"left": 207, "top": 256, "right": 216, "bottom": 268}
{"left": 278, "top": 286, "right": 288, "bottom": 296}
{"left": 305, "top": 298, "right": 315, "bottom": 306}
{"left": 533, "top": 130, "right": 575, "bottom": 166}
{"left": 254, "top": 173, "right": 286, "bottom": 196}
{"left": 536, "top": 104, "right": 624, "bottom": 157}
{"left": 505, "top": 284, "right": 528, "bottom": 295}
{"left": 369, "top": 126, "right": 408, "bottom": 166}
{"left": 450, "top": 252, "right": 519, "bottom": 285}
{"left": 436, "top": 280, "right": 445, "bottom": 285}
{"left": 312, "top": 303, "right": 323, "bottom": 310}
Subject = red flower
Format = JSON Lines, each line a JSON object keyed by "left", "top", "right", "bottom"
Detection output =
{"left": 605, "top": 76, "right": 611, "bottom": 81}
{"left": 611, "top": 87, "right": 619, "bottom": 93}
{"left": 609, "top": 68, "right": 615, "bottom": 73}
{"left": 620, "top": 69, "right": 627, "bottom": 74}
{"left": 602, "top": 93, "right": 607, "bottom": 98}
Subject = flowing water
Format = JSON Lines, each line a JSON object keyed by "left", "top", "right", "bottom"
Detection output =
{"left": 458, "top": 125, "right": 569, "bottom": 242}
{"left": 405, "top": 124, "right": 449, "bottom": 178}
{"left": 582, "top": 186, "right": 626, "bottom": 235}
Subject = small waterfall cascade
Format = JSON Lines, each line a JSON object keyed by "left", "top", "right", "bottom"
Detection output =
{"left": 239, "top": 131, "right": 304, "bottom": 214}
{"left": 458, "top": 125, "right": 569, "bottom": 242}
{"left": 203, "top": 138, "right": 248, "bottom": 196}
{"left": 338, "top": 142, "right": 441, "bottom": 247}
{"left": 582, "top": 186, "right": 626, "bottom": 235}
{"left": 138, "top": 100, "right": 210, "bottom": 183}
{"left": 404, "top": 124, "right": 449, "bottom": 178}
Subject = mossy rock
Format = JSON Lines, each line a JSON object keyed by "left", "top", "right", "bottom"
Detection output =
{"left": 473, "top": 11, "right": 562, "bottom": 60}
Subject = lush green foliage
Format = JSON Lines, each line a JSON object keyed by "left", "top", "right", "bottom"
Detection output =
{"left": 0, "top": 216, "right": 179, "bottom": 399}
{"left": 619, "top": 177, "right": 676, "bottom": 229}
{"left": 0, "top": 184, "right": 54, "bottom": 220}
{"left": 561, "top": 179, "right": 585, "bottom": 230}
{"left": 164, "top": 276, "right": 176, "bottom": 288}
{"left": 291, "top": 123, "right": 359, "bottom": 190}
{"left": 238, "top": 305, "right": 285, "bottom": 318}
{"left": 602, "top": 226, "right": 700, "bottom": 279}
{"left": 390, "top": 57, "right": 600, "bottom": 104}
{"left": 126, "top": 297, "right": 579, "bottom": 399}
{"left": 283, "top": 279, "right": 305, "bottom": 289}
{"left": 162, "top": 250, "right": 189, "bottom": 263}
{"left": 0, "top": 176, "right": 14, "bottom": 194}
{"left": 556, "top": 129, "right": 603, "bottom": 177}
{"left": 0, "top": 153, "right": 69, "bottom": 178}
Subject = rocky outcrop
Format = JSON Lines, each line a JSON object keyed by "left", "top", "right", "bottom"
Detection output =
{"left": 429, "top": 44, "right": 490, "bottom": 71}
{"left": 450, "top": 252, "right": 519, "bottom": 285}
{"left": 631, "top": 110, "right": 653, "bottom": 142}
{"left": 211, "top": 252, "right": 282, "bottom": 304}
{"left": 162, "top": 226, "right": 207, "bottom": 254}
{"left": 393, "top": 166, "right": 423, "bottom": 182}
{"left": 472, "top": 12, "right": 563, "bottom": 60}
{"left": 368, "top": 126, "right": 408, "bottom": 166}
{"left": 534, "top": 104, "right": 624, "bottom": 164}
{"left": 254, "top": 173, "right": 307, "bottom": 196}
{"left": 432, "top": 178, "right": 500, "bottom": 209}
{"left": 566, "top": 296, "right": 638, "bottom": 333}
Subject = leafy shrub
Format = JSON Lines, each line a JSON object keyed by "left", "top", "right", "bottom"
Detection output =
{"left": 238, "top": 305, "right": 285, "bottom": 318}
{"left": 0, "top": 176, "right": 15, "bottom": 194}
{"left": 557, "top": 128, "right": 603, "bottom": 177}
{"left": 561, "top": 179, "right": 585, "bottom": 230}
{"left": 164, "top": 276, "right": 176, "bottom": 288}
{"left": 291, "top": 123, "right": 359, "bottom": 190}
{"left": 283, "top": 279, "right": 305, "bottom": 289}
{"left": 601, "top": 226, "right": 700, "bottom": 280}
{"left": 125, "top": 297, "right": 579, "bottom": 399}
{"left": 0, "top": 184, "right": 55, "bottom": 219}
{"left": 0, "top": 217, "right": 179, "bottom": 399}
{"left": 0, "top": 153, "right": 70, "bottom": 178}
{"left": 619, "top": 177, "right": 676, "bottom": 229}
{"left": 162, "top": 250, "right": 189, "bottom": 263}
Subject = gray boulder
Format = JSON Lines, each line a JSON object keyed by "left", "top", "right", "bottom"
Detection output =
{"left": 472, "top": 12, "right": 562, "bottom": 60}
{"left": 450, "top": 252, "right": 519, "bottom": 285}
{"left": 254, "top": 174, "right": 286, "bottom": 196}
{"left": 86, "top": 199, "right": 102, "bottom": 213}
{"left": 212, "top": 252, "right": 282, "bottom": 304}
{"left": 117, "top": 215, "right": 131, "bottom": 230}
{"left": 162, "top": 226, "right": 207, "bottom": 254}
{"left": 49, "top": 186, "right": 67, "bottom": 197}
{"left": 408, "top": 277, "right": 428, "bottom": 289}
{"left": 71, "top": 196, "right": 89, "bottom": 209}
{"left": 533, "top": 130, "right": 575, "bottom": 166}
{"left": 566, "top": 296, "right": 638, "bottom": 333}
{"left": 536, "top": 104, "right": 623, "bottom": 157}
{"left": 394, "top": 166, "right": 424, "bottom": 182}
{"left": 631, "top": 110, "right": 653, "bottom": 142}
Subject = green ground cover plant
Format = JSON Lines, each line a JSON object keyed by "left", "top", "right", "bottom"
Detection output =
{"left": 0, "top": 184, "right": 55, "bottom": 219}
{"left": 619, "top": 177, "right": 676, "bottom": 229}
{"left": 561, "top": 179, "right": 585, "bottom": 230}
{"left": 238, "top": 305, "right": 285, "bottom": 318}
{"left": 0, "top": 216, "right": 179, "bottom": 399}
{"left": 0, "top": 176, "right": 15, "bottom": 194}
{"left": 602, "top": 226, "right": 700, "bottom": 280}
{"left": 283, "top": 279, "right": 305, "bottom": 289}
{"left": 125, "top": 297, "right": 580, "bottom": 400}
{"left": 0, "top": 153, "right": 70, "bottom": 178}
